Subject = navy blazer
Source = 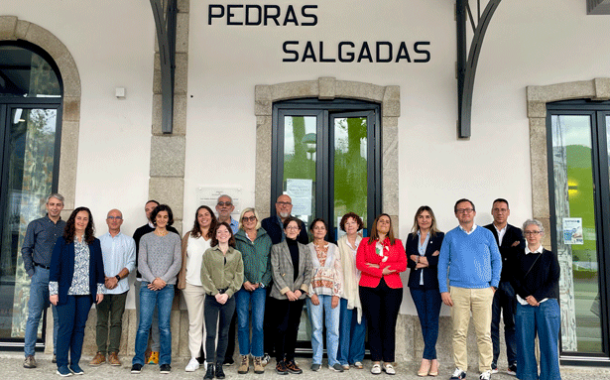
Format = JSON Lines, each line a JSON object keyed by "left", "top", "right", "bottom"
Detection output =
{"left": 49, "top": 236, "right": 105, "bottom": 305}
{"left": 406, "top": 231, "right": 445, "bottom": 290}
{"left": 483, "top": 223, "right": 525, "bottom": 283}
{"left": 261, "top": 216, "right": 309, "bottom": 245}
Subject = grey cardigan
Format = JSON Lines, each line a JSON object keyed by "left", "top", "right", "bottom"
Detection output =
{"left": 270, "top": 240, "right": 313, "bottom": 300}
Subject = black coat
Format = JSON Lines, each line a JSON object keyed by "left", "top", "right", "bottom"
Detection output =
{"left": 483, "top": 223, "right": 525, "bottom": 283}
{"left": 261, "top": 216, "right": 309, "bottom": 245}
{"left": 405, "top": 231, "right": 445, "bottom": 290}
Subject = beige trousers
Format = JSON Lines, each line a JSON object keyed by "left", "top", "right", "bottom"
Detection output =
{"left": 182, "top": 282, "right": 206, "bottom": 359}
{"left": 449, "top": 286, "right": 494, "bottom": 373}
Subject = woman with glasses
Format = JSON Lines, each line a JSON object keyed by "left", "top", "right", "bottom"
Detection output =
{"left": 512, "top": 219, "right": 560, "bottom": 380}
{"left": 405, "top": 206, "right": 444, "bottom": 377}
{"left": 201, "top": 222, "right": 244, "bottom": 380}
{"left": 357, "top": 213, "right": 407, "bottom": 375}
{"left": 269, "top": 217, "right": 313, "bottom": 375}
{"left": 337, "top": 212, "right": 366, "bottom": 370}
{"left": 234, "top": 208, "right": 272, "bottom": 374}
{"left": 306, "top": 218, "right": 343, "bottom": 372}
{"left": 177, "top": 205, "right": 218, "bottom": 372}
{"left": 131, "top": 204, "right": 182, "bottom": 375}
{"left": 49, "top": 207, "right": 105, "bottom": 377}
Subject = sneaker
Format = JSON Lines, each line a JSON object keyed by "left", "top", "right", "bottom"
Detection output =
{"left": 216, "top": 362, "right": 226, "bottom": 379}
{"left": 159, "top": 364, "right": 171, "bottom": 374}
{"left": 24, "top": 355, "right": 37, "bottom": 369}
{"left": 53, "top": 354, "right": 57, "bottom": 363}
{"left": 253, "top": 356, "right": 265, "bottom": 374}
{"left": 238, "top": 355, "right": 249, "bottom": 374}
{"left": 185, "top": 357, "right": 200, "bottom": 372}
{"left": 90, "top": 352, "right": 106, "bottom": 366}
{"left": 311, "top": 363, "right": 321, "bottom": 371}
{"left": 261, "top": 353, "right": 271, "bottom": 367}
{"left": 479, "top": 370, "right": 491, "bottom": 380}
{"left": 371, "top": 363, "right": 382, "bottom": 375}
{"left": 69, "top": 364, "right": 84, "bottom": 375}
{"left": 383, "top": 363, "right": 396, "bottom": 375}
{"left": 108, "top": 352, "right": 121, "bottom": 366}
{"left": 147, "top": 351, "right": 159, "bottom": 365}
{"left": 285, "top": 360, "right": 303, "bottom": 374}
{"left": 490, "top": 362, "right": 498, "bottom": 374}
{"left": 275, "top": 360, "right": 289, "bottom": 375}
{"left": 56, "top": 365, "right": 73, "bottom": 377}
{"left": 223, "top": 358, "right": 235, "bottom": 366}
{"left": 131, "top": 363, "right": 143, "bottom": 374}
{"left": 450, "top": 368, "right": 466, "bottom": 380}
{"left": 204, "top": 363, "right": 215, "bottom": 379}
{"left": 342, "top": 364, "right": 350, "bottom": 370}
{"left": 330, "top": 363, "right": 344, "bottom": 372}
{"left": 354, "top": 361, "right": 363, "bottom": 369}
{"left": 507, "top": 363, "right": 517, "bottom": 376}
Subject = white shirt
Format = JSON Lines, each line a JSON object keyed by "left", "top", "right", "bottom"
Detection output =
{"left": 516, "top": 245, "right": 548, "bottom": 305}
{"left": 459, "top": 223, "right": 477, "bottom": 235}
{"left": 185, "top": 235, "right": 212, "bottom": 286}
{"left": 494, "top": 224, "right": 507, "bottom": 246}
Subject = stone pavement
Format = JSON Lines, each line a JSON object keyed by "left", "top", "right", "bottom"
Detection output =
{"left": 3, "top": 353, "right": 610, "bottom": 380}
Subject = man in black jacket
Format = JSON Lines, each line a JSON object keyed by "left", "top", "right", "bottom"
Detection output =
{"left": 484, "top": 199, "right": 525, "bottom": 376}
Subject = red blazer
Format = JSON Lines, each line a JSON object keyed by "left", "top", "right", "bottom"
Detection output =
{"left": 356, "top": 237, "right": 407, "bottom": 289}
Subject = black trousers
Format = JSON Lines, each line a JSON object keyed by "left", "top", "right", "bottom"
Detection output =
{"left": 359, "top": 279, "right": 403, "bottom": 362}
{"left": 263, "top": 286, "right": 275, "bottom": 356}
{"left": 224, "top": 310, "right": 237, "bottom": 362}
{"left": 269, "top": 297, "right": 304, "bottom": 362}
{"left": 204, "top": 295, "right": 236, "bottom": 364}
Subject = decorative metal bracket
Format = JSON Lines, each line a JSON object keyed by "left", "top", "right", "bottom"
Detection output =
{"left": 150, "top": 0, "right": 177, "bottom": 134}
{"left": 456, "top": 0, "right": 502, "bottom": 138}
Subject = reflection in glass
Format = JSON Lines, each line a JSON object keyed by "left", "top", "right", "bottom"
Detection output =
{"left": 334, "top": 117, "right": 367, "bottom": 241}
{"left": 0, "top": 108, "right": 58, "bottom": 340}
{"left": 551, "top": 115, "right": 602, "bottom": 353}
{"left": 283, "top": 116, "right": 316, "bottom": 227}
{"left": 0, "top": 45, "right": 61, "bottom": 98}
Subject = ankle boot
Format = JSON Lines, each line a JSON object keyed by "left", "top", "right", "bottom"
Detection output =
{"left": 215, "top": 362, "right": 226, "bottom": 379}
{"left": 204, "top": 363, "right": 215, "bottom": 379}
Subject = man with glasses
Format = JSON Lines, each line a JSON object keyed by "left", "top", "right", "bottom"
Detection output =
{"left": 438, "top": 199, "right": 502, "bottom": 380}
{"left": 132, "top": 200, "right": 179, "bottom": 365}
{"left": 22, "top": 193, "right": 66, "bottom": 368}
{"left": 90, "top": 209, "right": 136, "bottom": 367}
{"left": 483, "top": 199, "right": 524, "bottom": 376}
{"left": 216, "top": 194, "right": 239, "bottom": 234}
{"left": 261, "top": 194, "right": 308, "bottom": 245}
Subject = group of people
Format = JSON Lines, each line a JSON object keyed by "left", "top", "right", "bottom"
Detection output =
{"left": 20, "top": 193, "right": 561, "bottom": 380}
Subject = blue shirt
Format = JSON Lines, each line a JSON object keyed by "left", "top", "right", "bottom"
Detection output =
{"left": 437, "top": 225, "right": 502, "bottom": 293}
{"left": 230, "top": 218, "right": 239, "bottom": 234}
{"left": 21, "top": 214, "right": 66, "bottom": 276}
{"left": 99, "top": 231, "right": 136, "bottom": 294}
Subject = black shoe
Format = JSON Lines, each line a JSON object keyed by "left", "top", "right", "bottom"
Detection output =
{"left": 507, "top": 363, "right": 517, "bottom": 376}
{"left": 216, "top": 362, "right": 226, "bottom": 379}
{"left": 223, "top": 358, "right": 234, "bottom": 366}
{"left": 131, "top": 363, "right": 143, "bottom": 374}
{"left": 204, "top": 364, "right": 215, "bottom": 379}
{"left": 159, "top": 364, "right": 171, "bottom": 374}
{"left": 197, "top": 356, "right": 206, "bottom": 365}
{"left": 275, "top": 360, "right": 289, "bottom": 375}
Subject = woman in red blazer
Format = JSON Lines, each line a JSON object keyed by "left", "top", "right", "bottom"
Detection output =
{"left": 356, "top": 213, "right": 406, "bottom": 375}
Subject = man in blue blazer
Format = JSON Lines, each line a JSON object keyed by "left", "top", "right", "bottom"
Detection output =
{"left": 483, "top": 199, "right": 525, "bottom": 376}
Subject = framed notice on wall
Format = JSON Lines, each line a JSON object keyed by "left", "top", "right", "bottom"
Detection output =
{"left": 563, "top": 217, "right": 583, "bottom": 245}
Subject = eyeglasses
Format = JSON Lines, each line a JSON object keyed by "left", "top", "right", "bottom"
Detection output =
{"left": 456, "top": 208, "right": 474, "bottom": 214}
{"left": 107, "top": 216, "right": 123, "bottom": 220}
{"left": 277, "top": 201, "right": 292, "bottom": 206}
{"left": 285, "top": 226, "right": 299, "bottom": 231}
{"left": 242, "top": 216, "right": 257, "bottom": 222}
{"left": 524, "top": 231, "right": 542, "bottom": 235}
{"left": 217, "top": 202, "right": 232, "bottom": 207}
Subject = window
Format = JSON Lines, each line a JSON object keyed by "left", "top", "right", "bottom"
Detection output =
{"left": 0, "top": 41, "right": 62, "bottom": 344}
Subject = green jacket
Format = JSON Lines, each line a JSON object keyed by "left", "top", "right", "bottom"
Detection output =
{"left": 200, "top": 245, "right": 244, "bottom": 298}
{"left": 234, "top": 228, "right": 273, "bottom": 287}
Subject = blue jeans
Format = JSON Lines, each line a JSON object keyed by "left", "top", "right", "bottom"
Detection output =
{"left": 235, "top": 287, "right": 266, "bottom": 357}
{"left": 133, "top": 284, "right": 175, "bottom": 366}
{"left": 55, "top": 295, "right": 92, "bottom": 368}
{"left": 306, "top": 295, "right": 340, "bottom": 366}
{"left": 516, "top": 299, "right": 561, "bottom": 380}
{"left": 491, "top": 281, "right": 517, "bottom": 365}
{"left": 410, "top": 288, "right": 442, "bottom": 360}
{"left": 24, "top": 266, "right": 59, "bottom": 357}
{"left": 337, "top": 298, "right": 366, "bottom": 365}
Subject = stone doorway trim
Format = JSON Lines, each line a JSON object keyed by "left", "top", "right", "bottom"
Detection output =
{"left": 254, "top": 77, "right": 401, "bottom": 228}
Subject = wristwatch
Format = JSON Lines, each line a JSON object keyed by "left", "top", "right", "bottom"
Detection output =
{"left": 115, "top": 274, "right": 121, "bottom": 282}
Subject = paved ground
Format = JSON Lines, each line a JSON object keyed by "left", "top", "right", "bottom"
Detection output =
{"left": 2, "top": 353, "right": 610, "bottom": 380}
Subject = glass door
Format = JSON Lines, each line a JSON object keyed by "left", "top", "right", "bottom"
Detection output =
{"left": 0, "top": 105, "right": 61, "bottom": 343}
